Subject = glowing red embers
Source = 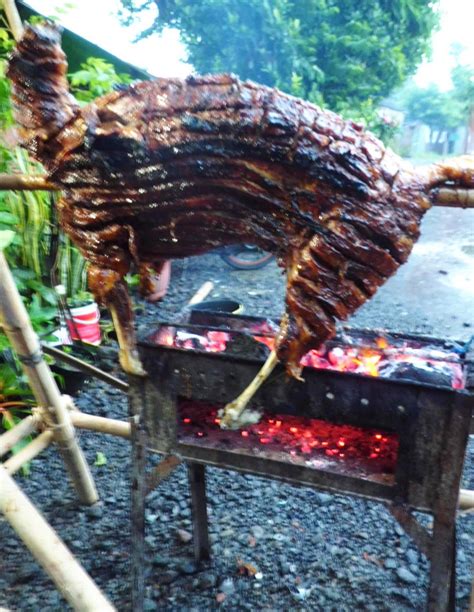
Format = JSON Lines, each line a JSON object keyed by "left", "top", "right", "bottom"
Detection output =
{"left": 152, "top": 325, "right": 465, "bottom": 389}
{"left": 179, "top": 400, "right": 399, "bottom": 476}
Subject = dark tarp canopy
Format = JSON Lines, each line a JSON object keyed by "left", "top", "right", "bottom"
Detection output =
{"left": 17, "top": 0, "right": 149, "bottom": 80}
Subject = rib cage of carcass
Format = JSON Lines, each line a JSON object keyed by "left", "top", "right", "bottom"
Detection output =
{"left": 7, "top": 23, "right": 474, "bottom": 420}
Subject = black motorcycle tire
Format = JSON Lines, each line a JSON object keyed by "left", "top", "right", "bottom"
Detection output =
{"left": 220, "top": 245, "right": 274, "bottom": 270}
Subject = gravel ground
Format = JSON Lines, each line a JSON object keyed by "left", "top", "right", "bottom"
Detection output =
{"left": 1, "top": 206, "right": 473, "bottom": 611}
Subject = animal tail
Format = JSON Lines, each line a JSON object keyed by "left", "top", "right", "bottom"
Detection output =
{"left": 6, "top": 22, "right": 79, "bottom": 168}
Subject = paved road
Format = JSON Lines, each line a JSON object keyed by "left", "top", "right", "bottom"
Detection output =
{"left": 350, "top": 206, "right": 474, "bottom": 341}
{"left": 166, "top": 203, "right": 474, "bottom": 344}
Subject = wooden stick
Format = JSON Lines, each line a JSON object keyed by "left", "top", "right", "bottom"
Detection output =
{"left": 0, "top": 174, "right": 57, "bottom": 191}
{"left": 146, "top": 454, "right": 181, "bottom": 494}
{"left": 0, "top": 253, "right": 98, "bottom": 505}
{"left": 0, "top": 465, "right": 115, "bottom": 610}
{"left": 459, "top": 488, "right": 474, "bottom": 511}
{"left": 0, "top": 414, "right": 40, "bottom": 458}
{"left": 188, "top": 281, "right": 214, "bottom": 305}
{"left": 3, "top": 429, "right": 54, "bottom": 475}
{"left": 42, "top": 344, "right": 129, "bottom": 393}
{"left": 0, "top": 0, "right": 23, "bottom": 41}
{"left": 70, "top": 411, "right": 131, "bottom": 439}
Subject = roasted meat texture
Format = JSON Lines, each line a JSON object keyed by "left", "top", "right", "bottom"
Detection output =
{"left": 7, "top": 23, "right": 474, "bottom": 376}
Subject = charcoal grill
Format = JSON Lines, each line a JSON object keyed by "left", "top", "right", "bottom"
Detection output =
{"left": 128, "top": 311, "right": 473, "bottom": 611}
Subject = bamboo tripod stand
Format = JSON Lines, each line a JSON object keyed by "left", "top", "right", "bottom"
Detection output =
{"left": 0, "top": 252, "right": 123, "bottom": 611}
{"left": 0, "top": 236, "right": 214, "bottom": 610}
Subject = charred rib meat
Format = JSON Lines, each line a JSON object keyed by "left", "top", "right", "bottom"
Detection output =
{"left": 7, "top": 23, "right": 474, "bottom": 377}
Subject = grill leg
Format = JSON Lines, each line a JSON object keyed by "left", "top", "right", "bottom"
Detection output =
{"left": 427, "top": 396, "right": 471, "bottom": 612}
{"left": 188, "top": 462, "right": 211, "bottom": 563}
{"left": 428, "top": 518, "right": 456, "bottom": 611}
{"left": 129, "top": 380, "right": 149, "bottom": 612}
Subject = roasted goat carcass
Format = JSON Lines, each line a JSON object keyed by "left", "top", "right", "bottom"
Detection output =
{"left": 7, "top": 24, "right": 474, "bottom": 427}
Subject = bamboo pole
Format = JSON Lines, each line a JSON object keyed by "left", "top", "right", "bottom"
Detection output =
{"left": 0, "top": 0, "right": 23, "bottom": 42}
{"left": 0, "top": 252, "right": 98, "bottom": 504}
{"left": 0, "top": 174, "right": 57, "bottom": 191}
{"left": 0, "top": 414, "right": 40, "bottom": 457}
{"left": 1, "top": 173, "right": 474, "bottom": 208}
{"left": 0, "top": 465, "right": 115, "bottom": 611}
{"left": 433, "top": 188, "right": 474, "bottom": 209}
{"left": 3, "top": 429, "right": 54, "bottom": 475}
{"left": 70, "top": 411, "right": 131, "bottom": 439}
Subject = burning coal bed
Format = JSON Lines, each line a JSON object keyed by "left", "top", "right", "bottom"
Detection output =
{"left": 150, "top": 321, "right": 466, "bottom": 482}
{"left": 151, "top": 320, "right": 466, "bottom": 389}
{"left": 178, "top": 399, "right": 399, "bottom": 482}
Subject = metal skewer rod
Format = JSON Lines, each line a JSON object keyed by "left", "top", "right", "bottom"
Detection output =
{"left": 41, "top": 344, "right": 129, "bottom": 392}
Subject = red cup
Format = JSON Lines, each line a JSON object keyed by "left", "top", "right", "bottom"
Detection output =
{"left": 66, "top": 302, "right": 101, "bottom": 345}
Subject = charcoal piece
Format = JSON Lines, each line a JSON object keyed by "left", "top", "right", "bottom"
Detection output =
{"left": 224, "top": 333, "right": 271, "bottom": 360}
{"left": 379, "top": 362, "right": 453, "bottom": 388}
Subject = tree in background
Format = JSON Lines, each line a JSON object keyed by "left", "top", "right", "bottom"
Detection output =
{"left": 450, "top": 53, "right": 474, "bottom": 153}
{"left": 393, "top": 52, "right": 474, "bottom": 154}
{"left": 404, "top": 83, "right": 463, "bottom": 148}
{"left": 119, "top": 0, "right": 438, "bottom": 124}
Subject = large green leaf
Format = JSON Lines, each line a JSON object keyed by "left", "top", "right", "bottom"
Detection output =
{"left": 0, "top": 229, "right": 15, "bottom": 250}
{"left": 0, "top": 211, "right": 19, "bottom": 226}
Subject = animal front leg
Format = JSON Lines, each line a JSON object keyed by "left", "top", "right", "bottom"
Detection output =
{"left": 88, "top": 266, "right": 146, "bottom": 376}
{"left": 219, "top": 350, "right": 279, "bottom": 429}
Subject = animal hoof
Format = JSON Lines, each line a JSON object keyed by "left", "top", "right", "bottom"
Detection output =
{"left": 218, "top": 406, "right": 262, "bottom": 430}
{"left": 119, "top": 351, "right": 147, "bottom": 377}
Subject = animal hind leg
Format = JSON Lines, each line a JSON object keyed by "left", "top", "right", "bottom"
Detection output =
{"left": 88, "top": 265, "right": 146, "bottom": 376}
{"left": 219, "top": 349, "right": 279, "bottom": 429}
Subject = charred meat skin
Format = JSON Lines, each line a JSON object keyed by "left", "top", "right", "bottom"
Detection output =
{"left": 7, "top": 24, "right": 474, "bottom": 376}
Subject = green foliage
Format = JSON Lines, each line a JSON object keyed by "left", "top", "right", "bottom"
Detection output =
{"left": 119, "top": 0, "right": 438, "bottom": 118}
{"left": 68, "top": 289, "right": 95, "bottom": 308}
{"left": 0, "top": 25, "right": 58, "bottom": 336}
{"left": 54, "top": 233, "right": 89, "bottom": 302}
{"left": 450, "top": 59, "right": 474, "bottom": 118}
{"left": 395, "top": 55, "right": 473, "bottom": 147}
{"left": 0, "top": 361, "right": 34, "bottom": 475}
{"left": 0, "top": 228, "right": 14, "bottom": 250}
{"left": 405, "top": 84, "right": 463, "bottom": 132}
{"left": 0, "top": 15, "right": 134, "bottom": 441}
{"left": 94, "top": 451, "right": 108, "bottom": 467}
{"left": 69, "top": 58, "right": 133, "bottom": 103}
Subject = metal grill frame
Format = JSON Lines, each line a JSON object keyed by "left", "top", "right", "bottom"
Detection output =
{"left": 129, "top": 317, "right": 473, "bottom": 612}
